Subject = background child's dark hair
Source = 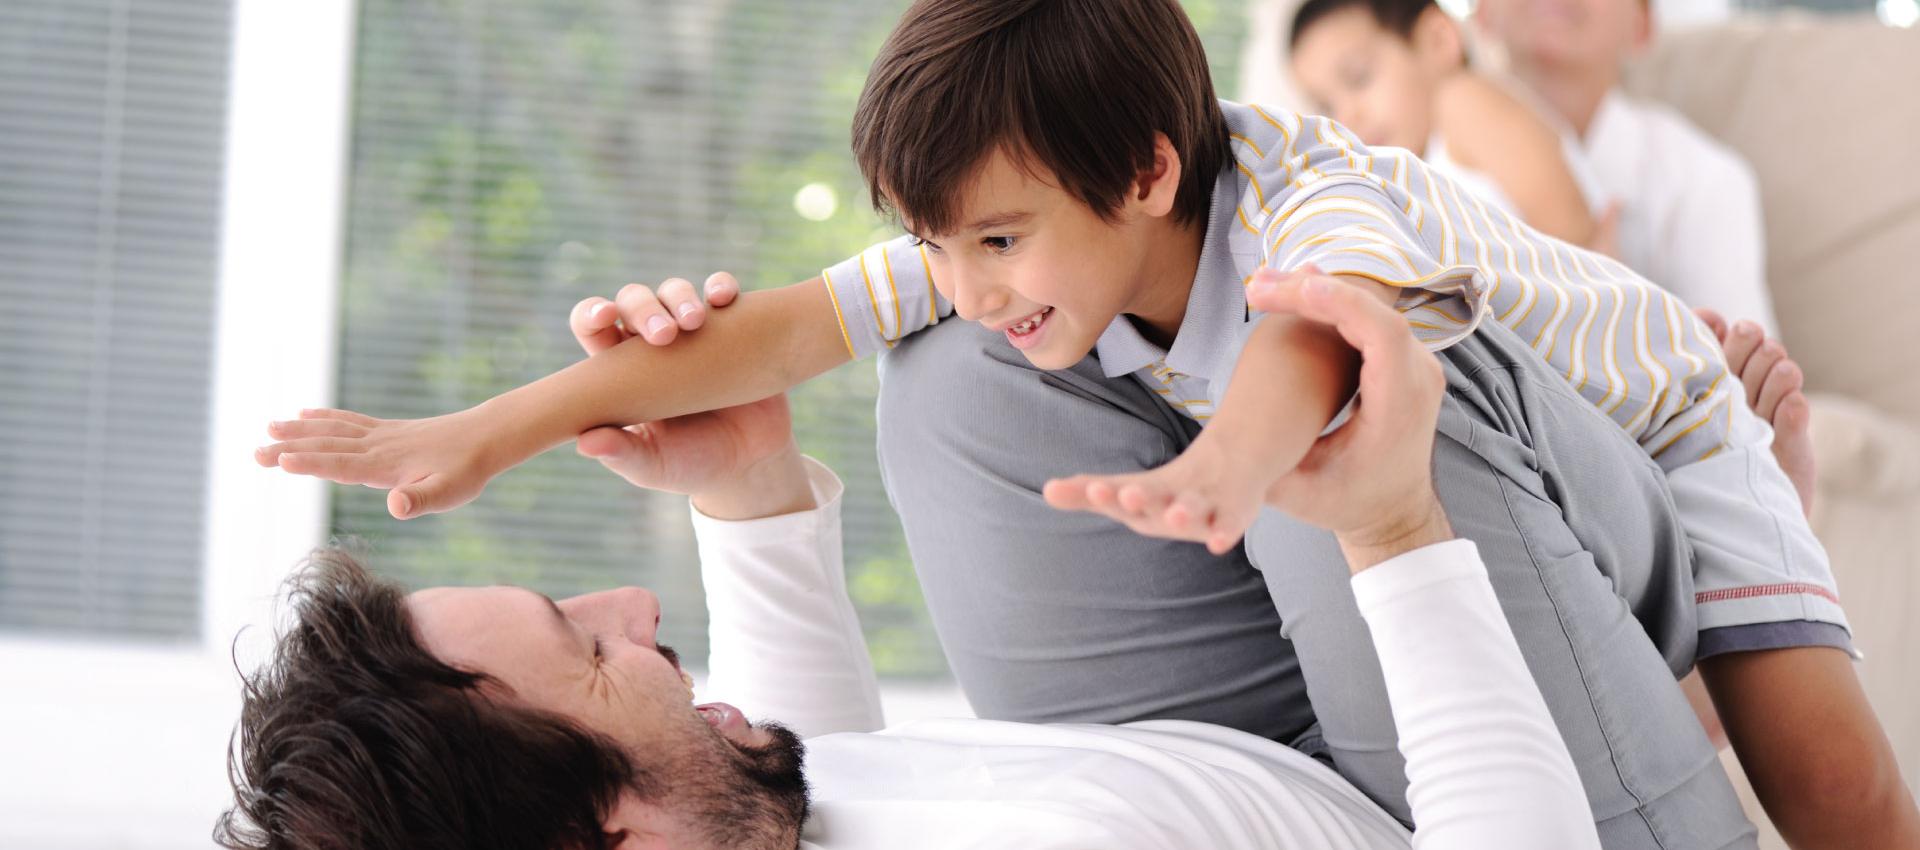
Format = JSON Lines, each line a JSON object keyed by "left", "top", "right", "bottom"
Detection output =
{"left": 852, "top": 0, "right": 1228, "bottom": 236}
{"left": 1289, "top": 0, "right": 1440, "bottom": 50}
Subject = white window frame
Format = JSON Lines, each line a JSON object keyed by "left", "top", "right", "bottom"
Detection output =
{"left": 0, "top": 2, "right": 356, "bottom": 846}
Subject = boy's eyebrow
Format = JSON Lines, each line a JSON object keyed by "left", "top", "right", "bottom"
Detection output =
{"left": 962, "top": 210, "right": 1032, "bottom": 233}
{"left": 909, "top": 210, "right": 1034, "bottom": 240}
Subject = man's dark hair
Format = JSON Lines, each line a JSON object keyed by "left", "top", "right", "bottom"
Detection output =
{"left": 213, "top": 547, "right": 643, "bottom": 850}
{"left": 852, "top": 0, "right": 1228, "bottom": 236}
{"left": 1289, "top": 0, "right": 1440, "bottom": 50}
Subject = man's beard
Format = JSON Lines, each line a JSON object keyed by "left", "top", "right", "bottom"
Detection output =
{"left": 678, "top": 721, "right": 810, "bottom": 849}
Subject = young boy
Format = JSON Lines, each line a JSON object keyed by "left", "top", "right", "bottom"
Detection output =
{"left": 257, "top": 0, "right": 1914, "bottom": 843}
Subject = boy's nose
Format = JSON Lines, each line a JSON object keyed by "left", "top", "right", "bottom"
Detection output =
{"left": 947, "top": 270, "right": 1008, "bottom": 322}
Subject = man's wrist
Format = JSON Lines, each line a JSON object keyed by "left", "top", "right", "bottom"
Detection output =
{"left": 1335, "top": 496, "right": 1455, "bottom": 574}
{"left": 690, "top": 445, "right": 817, "bottom": 521}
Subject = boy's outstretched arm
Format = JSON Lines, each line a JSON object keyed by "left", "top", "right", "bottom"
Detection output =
{"left": 1046, "top": 266, "right": 1396, "bottom": 554}
{"left": 256, "top": 275, "right": 853, "bottom": 519}
{"left": 1701, "top": 647, "right": 1920, "bottom": 849}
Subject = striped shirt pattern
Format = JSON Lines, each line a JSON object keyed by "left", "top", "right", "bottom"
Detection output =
{"left": 821, "top": 100, "right": 1735, "bottom": 469}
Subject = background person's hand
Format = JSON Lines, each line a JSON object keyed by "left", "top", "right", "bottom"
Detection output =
{"left": 1246, "top": 269, "right": 1454, "bottom": 570}
{"left": 567, "top": 272, "right": 807, "bottom": 518}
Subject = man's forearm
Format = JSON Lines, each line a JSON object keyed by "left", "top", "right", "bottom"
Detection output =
{"left": 477, "top": 278, "right": 852, "bottom": 468}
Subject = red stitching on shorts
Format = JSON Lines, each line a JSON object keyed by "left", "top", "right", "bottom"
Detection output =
{"left": 1695, "top": 582, "right": 1841, "bottom": 606}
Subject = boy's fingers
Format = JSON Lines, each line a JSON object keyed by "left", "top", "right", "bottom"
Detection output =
{"left": 704, "top": 271, "right": 740, "bottom": 307}
{"left": 257, "top": 437, "right": 366, "bottom": 461}
{"left": 267, "top": 418, "right": 366, "bottom": 440}
{"left": 389, "top": 473, "right": 472, "bottom": 520}
{"left": 277, "top": 452, "right": 383, "bottom": 486}
{"left": 299, "top": 407, "right": 380, "bottom": 427}
{"left": 1042, "top": 477, "right": 1094, "bottom": 511}
{"left": 656, "top": 277, "right": 706, "bottom": 331}
{"left": 616, "top": 283, "right": 678, "bottom": 346}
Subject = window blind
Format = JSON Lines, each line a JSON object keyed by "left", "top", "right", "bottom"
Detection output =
{"left": 334, "top": 0, "right": 1246, "bottom": 676}
{"left": 0, "top": 0, "right": 231, "bottom": 642}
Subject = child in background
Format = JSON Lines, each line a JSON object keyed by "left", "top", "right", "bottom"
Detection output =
{"left": 1287, "top": 0, "right": 1615, "bottom": 253}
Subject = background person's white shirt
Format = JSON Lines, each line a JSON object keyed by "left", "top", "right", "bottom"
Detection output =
{"left": 688, "top": 457, "right": 1601, "bottom": 850}
{"left": 1580, "top": 89, "right": 1778, "bottom": 334}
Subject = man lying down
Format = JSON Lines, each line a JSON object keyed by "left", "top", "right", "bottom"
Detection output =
{"left": 215, "top": 280, "right": 1602, "bottom": 850}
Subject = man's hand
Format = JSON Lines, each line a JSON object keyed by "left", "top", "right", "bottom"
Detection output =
{"left": 1693, "top": 308, "right": 1817, "bottom": 514}
{"left": 1242, "top": 269, "right": 1455, "bottom": 570}
{"left": 569, "top": 273, "right": 810, "bottom": 520}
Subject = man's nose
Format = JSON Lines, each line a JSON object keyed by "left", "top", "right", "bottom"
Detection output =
{"left": 562, "top": 586, "right": 661, "bottom": 647}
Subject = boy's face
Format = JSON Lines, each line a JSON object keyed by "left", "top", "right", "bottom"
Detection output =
{"left": 904, "top": 147, "right": 1175, "bottom": 371}
{"left": 1290, "top": 6, "right": 1454, "bottom": 152}
{"left": 1474, "top": 0, "right": 1649, "bottom": 74}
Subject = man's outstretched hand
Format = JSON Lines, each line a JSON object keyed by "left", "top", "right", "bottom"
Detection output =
{"left": 564, "top": 272, "right": 808, "bottom": 519}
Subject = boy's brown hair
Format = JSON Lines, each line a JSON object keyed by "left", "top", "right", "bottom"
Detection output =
{"left": 852, "top": 0, "right": 1228, "bottom": 237}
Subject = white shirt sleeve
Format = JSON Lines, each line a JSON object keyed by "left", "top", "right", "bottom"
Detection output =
{"left": 690, "top": 456, "right": 886, "bottom": 739}
{"left": 1350, "top": 539, "right": 1603, "bottom": 850}
{"left": 1660, "top": 148, "right": 1776, "bottom": 337}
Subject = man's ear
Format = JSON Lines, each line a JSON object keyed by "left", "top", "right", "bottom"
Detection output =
{"left": 1133, "top": 132, "right": 1184, "bottom": 218}
{"left": 1629, "top": 0, "right": 1654, "bottom": 52}
{"left": 603, "top": 791, "right": 675, "bottom": 850}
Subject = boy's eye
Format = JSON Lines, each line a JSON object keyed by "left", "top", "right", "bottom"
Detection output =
{"left": 908, "top": 235, "right": 943, "bottom": 254}
{"left": 981, "top": 235, "right": 1016, "bottom": 253}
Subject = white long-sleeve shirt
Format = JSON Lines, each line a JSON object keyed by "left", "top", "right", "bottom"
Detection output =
{"left": 692, "top": 458, "right": 1602, "bottom": 850}
{"left": 1579, "top": 90, "right": 1777, "bottom": 336}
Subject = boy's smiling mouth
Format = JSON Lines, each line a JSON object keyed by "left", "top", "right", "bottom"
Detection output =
{"left": 998, "top": 306, "right": 1054, "bottom": 350}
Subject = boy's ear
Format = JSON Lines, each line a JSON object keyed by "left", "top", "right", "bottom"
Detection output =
{"left": 1628, "top": 0, "right": 1654, "bottom": 52}
{"left": 1412, "top": 7, "right": 1465, "bottom": 70}
{"left": 1133, "top": 132, "right": 1184, "bottom": 218}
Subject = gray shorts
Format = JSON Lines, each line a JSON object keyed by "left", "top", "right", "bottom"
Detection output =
{"left": 875, "top": 318, "right": 1758, "bottom": 849}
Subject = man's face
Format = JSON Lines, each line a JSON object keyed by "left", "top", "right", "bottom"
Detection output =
{"left": 905, "top": 147, "right": 1169, "bottom": 371}
{"left": 407, "top": 584, "right": 805, "bottom": 846}
{"left": 1475, "top": 0, "right": 1649, "bottom": 73}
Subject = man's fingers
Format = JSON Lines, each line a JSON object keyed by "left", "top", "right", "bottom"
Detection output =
{"left": 572, "top": 296, "right": 628, "bottom": 356}
{"left": 616, "top": 283, "right": 678, "bottom": 345}
{"left": 1740, "top": 340, "right": 1788, "bottom": 409}
{"left": 1248, "top": 270, "right": 1426, "bottom": 376}
{"left": 1720, "top": 320, "right": 1764, "bottom": 375}
{"left": 704, "top": 271, "right": 740, "bottom": 307}
{"left": 656, "top": 277, "right": 706, "bottom": 331}
{"left": 1753, "top": 359, "right": 1804, "bottom": 423}
{"left": 1692, "top": 307, "right": 1729, "bottom": 344}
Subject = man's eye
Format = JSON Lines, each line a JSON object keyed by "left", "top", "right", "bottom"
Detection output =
{"left": 982, "top": 236, "right": 1016, "bottom": 253}
{"left": 592, "top": 637, "right": 605, "bottom": 660}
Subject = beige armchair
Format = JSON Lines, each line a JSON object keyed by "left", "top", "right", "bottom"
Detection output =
{"left": 1627, "top": 14, "right": 1920, "bottom": 845}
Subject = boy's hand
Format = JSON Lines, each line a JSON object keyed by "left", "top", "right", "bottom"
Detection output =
{"left": 1693, "top": 307, "right": 1816, "bottom": 514}
{"left": 255, "top": 406, "right": 504, "bottom": 520}
{"left": 564, "top": 272, "right": 804, "bottom": 512}
{"left": 1047, "top": 268, "right": 1454, "bottom": 570}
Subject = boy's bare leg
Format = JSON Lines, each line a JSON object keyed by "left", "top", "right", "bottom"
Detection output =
{"left": 1701, "top": 648, "right": 1920, "bottom": 849}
